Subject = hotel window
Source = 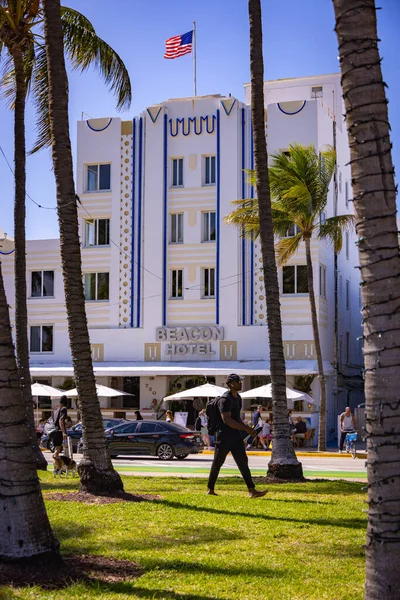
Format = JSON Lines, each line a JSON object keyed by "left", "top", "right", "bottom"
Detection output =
{"left": 85, "top": 218, "right": 110, "bottom": 247}
{"left": 346, "top": 280, "right": 350, "bottom": 310}
{"left": 283, "top": 224, "right": 301, "bottom": 238}
{"left": 345, "top": 181, "right": 349, "bottom": 208}
{"left": 202, "top": 268, "right": 215, "bottom": 298}
{"left": 204, "top": 155, "right": 216, "bottom": 185}
{"left": 171, "top": 269, "right": 183, "bottom": 299}
{"left": 339, "top": 275, "right": 343, "bottom": 298}
{"left": 346, "top": 332, "right": 350, "bottom": 363}
{"left": 170, "top": 213, "right": 183, "bottom": 243}
{"left": 319, "top": 265, "right": 326, "bottom": 298}
{"left": 311, "top": 86, "right": 323, "bottom": 98}
{"left": 31, "top": 271, "right": 54, "bottom": 298}
{"left": 172, "top": 158, "right": 183, "bottom": 187}
{"left": 30, "top": 325, "right": 53, "bottom": 353}
{"left": 84, "top": 272, "right": 109, "bottom": 301}
{"left": 345, "top": 231, "right": 350, "bottom": 259}
{"left": 202, "top": 212, "right": 216, "bottom": 242}
{"left": 282, "top": 265, "right": 308, "bottom": 294}
{"left": 339, "top": 170, "right": 342, "bottom": 193}
{"left": 86, "top": 164, "right": 111, "bottom": 192}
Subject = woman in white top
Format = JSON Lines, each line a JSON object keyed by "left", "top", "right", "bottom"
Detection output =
{"left": 339, "top": 407, "right": 356, "bottom": 452}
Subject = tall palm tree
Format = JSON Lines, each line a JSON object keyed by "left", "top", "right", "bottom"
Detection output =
{"left": 0, "top": 0, "right": 131, "bottom": 491}
{"left": 0, "top": 0, "right": 47, "bottom": 470}
{"left": 226, "top": 144, "right": 354, "bottom": 451}
{"left": 43, "top": 0, "right": 124, "bottom": 494}
{"left": 0, "top": 258, "right": 58, "bottom": 560}
{"left": 332, "top": 1, "right": 400, "bottom": 597}
{"left": 248, "top": 0, "right": 303, "bottom": 479}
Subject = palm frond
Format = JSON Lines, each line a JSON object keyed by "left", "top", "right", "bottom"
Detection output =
{"left": 0, "top": 42, "right": 35, "bottom": 107}
{"left": 61, "top": 7, "right": 131, "bottom": 110}
{"left": 317, "top": 214, "right": 355, "bottom": 253}
{"left": 224, "top": 198, "right": 260, "bottom": 239}
{"left": 274, "top": 232, "right": 303, "bottom": 266}
{"left": 29, "top": 46, "right": 50, "bottom": 153}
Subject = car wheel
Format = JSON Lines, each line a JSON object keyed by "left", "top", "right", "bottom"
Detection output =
{"left": 157, "top": 443, "right": 174, "bottom": 461}
{"left": 176, "top": 454, "right": 189, "bottom": 460}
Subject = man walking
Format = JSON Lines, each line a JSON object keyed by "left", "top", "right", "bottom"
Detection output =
{"left": 207, "top": 374, "right": 267, "bottom": 498}
{"left": 51, "top": 395, "right": 68, "bottom": 459}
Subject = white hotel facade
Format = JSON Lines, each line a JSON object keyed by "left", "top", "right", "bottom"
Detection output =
{"left": 1, "top": 73, "right": 363, "bottom": 442}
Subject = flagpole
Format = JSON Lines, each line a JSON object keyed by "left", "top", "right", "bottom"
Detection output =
{"left": 193, "top": 20, "right": 197, "bottom": 96}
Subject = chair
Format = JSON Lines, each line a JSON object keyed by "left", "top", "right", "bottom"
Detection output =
{"left": 304, "top": 428, "right": 316, "bottom": 447}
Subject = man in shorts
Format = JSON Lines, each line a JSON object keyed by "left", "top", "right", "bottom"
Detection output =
{"left": 207, "top": 374, "right": 267, "bottom": 498}
{"left": 51, "top": 396, "right": 68, "bottom": 459}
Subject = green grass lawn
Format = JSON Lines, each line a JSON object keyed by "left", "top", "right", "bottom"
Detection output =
{"left": 2, "top": 474, "right": 367, "bottom": 600}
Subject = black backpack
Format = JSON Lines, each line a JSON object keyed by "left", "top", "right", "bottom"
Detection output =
{"left": 206, "top": 394, "right": 226, "bottom": 435}
{"left": 195, "top": 416, "right": 202, "bottom": 432}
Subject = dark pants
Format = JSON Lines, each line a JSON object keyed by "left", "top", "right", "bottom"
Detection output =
{"left": 207, "top": 432, "right": 255, "bottom": 491}
{"left": 340, "top": 430, "right": 354, "bottom": 451}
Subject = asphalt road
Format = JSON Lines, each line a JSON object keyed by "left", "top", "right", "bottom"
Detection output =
{"left": 47, "top": 452, "right": 367, "bottom": 481}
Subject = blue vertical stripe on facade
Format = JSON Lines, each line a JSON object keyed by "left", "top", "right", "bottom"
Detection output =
{"left": 216, "top": 109, "right": 221, "bottom": 326}
{"left": 136, "top": 117, "right": 143, "bottom": 328}
{"left": 162, "top": 114, "right": 168, "bottom": 327}
{"left": 250, "top": 115, "right": 254, "bottom": 325}
{"left": 241, "top": 108, "right": 246, "bottom": 326}
{"left": 130, "top": 119, "right": 136, "bottom": 328}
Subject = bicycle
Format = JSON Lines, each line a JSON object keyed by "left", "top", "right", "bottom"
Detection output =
{"left": 344, "top": 431, "right": 358, "bottom": 459}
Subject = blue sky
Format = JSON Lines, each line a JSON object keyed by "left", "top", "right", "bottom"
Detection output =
{"left": 1, "top": 0, "right": 399, "bottom": 240}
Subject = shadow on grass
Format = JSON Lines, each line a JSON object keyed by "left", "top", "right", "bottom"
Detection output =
{"left": 52, "top": 523, "right": 93, "bottom": 543}
{"left": 109, "top": 525, "right": 243, "bottom": 552}
{"left": 96, "top": 560, "right": 286, "bottom": 598}
{"left": 41, "top": 481, "right": 80, "bottom": 492}
{"left": 154, "top": 499, "right": 366, "bottom": 530}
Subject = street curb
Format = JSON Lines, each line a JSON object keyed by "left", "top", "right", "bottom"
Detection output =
{"left": 201, "top": 449, "right": 367, "bottom": 460}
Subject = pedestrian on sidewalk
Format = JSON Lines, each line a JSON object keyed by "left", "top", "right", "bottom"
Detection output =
{"left": 339, "top": 406, "right": 357, "bottom": 453}
{"left": 207, "top": 374, "right": 268, "bottom": 499}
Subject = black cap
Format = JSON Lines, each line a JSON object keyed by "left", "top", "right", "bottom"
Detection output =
{"left": 225, "top": 373, "right": 243, "bottom": 384}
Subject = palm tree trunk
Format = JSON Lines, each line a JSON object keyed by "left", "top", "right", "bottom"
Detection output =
{"left": 42, "top": 0, "right": 123, "bottom": 494}
{"left": 12, "top": 47, "right": 47, "bottom": 471}
{"left": 304, "top": 237, "right": 327, "bottom": 451}
{"left": 333, "top": 1, "right": 400, "bottom": 597}
{"left": 248, "top": 0, "right": 303, "bottom": 479}
{"left": 0, "top": 260, "right": 58, "bottom": 560}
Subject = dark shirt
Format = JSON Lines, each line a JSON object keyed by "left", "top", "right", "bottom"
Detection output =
{"left": 54, "top": 406, "right": 67, "bottom": 430}
{"left": 253, "top": 410, "right": 261, "bottom": 427}
{"left": 294, "top": 421, "right": 307, "bottom": 434}
{"left": 218, "top": 391, "right": 243, "bottom": 438}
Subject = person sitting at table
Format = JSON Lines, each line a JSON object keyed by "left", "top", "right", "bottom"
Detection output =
{"left": 293, "top": 418, "right": 307, "bottom": 447}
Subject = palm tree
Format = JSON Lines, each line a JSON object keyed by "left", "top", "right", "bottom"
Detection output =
{"left": 0, "top": 0, "right": 47, "bottom": 470}
{"left": 248, "top": 0, "right": 303, "bottom": 480}
{"left": 0, "top": 0, "right": 131, "bottom": 492}
{"left": 226, "top": 144, "right": 354, "bottom": 451}
{"left": 0, "top": 258, "right": 58, "bottom": 560}
{"left": 332, "top": 1, "right": 400, "bottom": 597}
{"left": 42, "top": 0, "right": 124, "bottom": 494}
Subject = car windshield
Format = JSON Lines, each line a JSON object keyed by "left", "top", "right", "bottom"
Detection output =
{"left": 109, "top": 422, "right": 138, "bottom": 434}
{"left": 163, "top": 422, "right": 192, "bottom": 433}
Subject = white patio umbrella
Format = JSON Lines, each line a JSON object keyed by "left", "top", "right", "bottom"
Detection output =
{"left": 31, "top": 383, "right": 65, "bottom": 425}
{"left": 240, "top": 384, "right": 316, "bottom": 408}
{"left": 162, "top": 383, "right": 226, "bottom": 405}
{"left": 64, "top": 384, "right": 134, "bottom": 398}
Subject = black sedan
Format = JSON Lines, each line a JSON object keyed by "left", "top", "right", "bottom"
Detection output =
{"left": 104, "top": 420, "right": 204, "bottom": 460}
{"left": 42, "top": 417, "right": 128, "bottom": 452}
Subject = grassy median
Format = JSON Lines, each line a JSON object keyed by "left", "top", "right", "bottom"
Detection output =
{"left": 1, "top": 473, "right": 367, "bottom": 600}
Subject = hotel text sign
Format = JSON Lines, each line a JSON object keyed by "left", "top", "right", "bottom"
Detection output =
{"left": 156, "top": 326, "right": 224, "bottom": 357}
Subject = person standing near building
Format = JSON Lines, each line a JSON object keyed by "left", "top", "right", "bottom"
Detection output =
{"left": 339, "top": 406, "right": 357, "bottom": 453}
{"left": 51, "top": 396, "right": 68, "bottom": 459}
{"left": 207, "top": 374, "right": 267, "bottom": 498}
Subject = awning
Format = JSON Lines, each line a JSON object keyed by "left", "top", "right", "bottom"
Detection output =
{"left": 29, "top": 360, "right": 334, "bottom": 377}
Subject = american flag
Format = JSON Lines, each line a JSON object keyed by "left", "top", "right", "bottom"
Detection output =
{"left": 164, "top": 30, "right": 193, "bottom": 60}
